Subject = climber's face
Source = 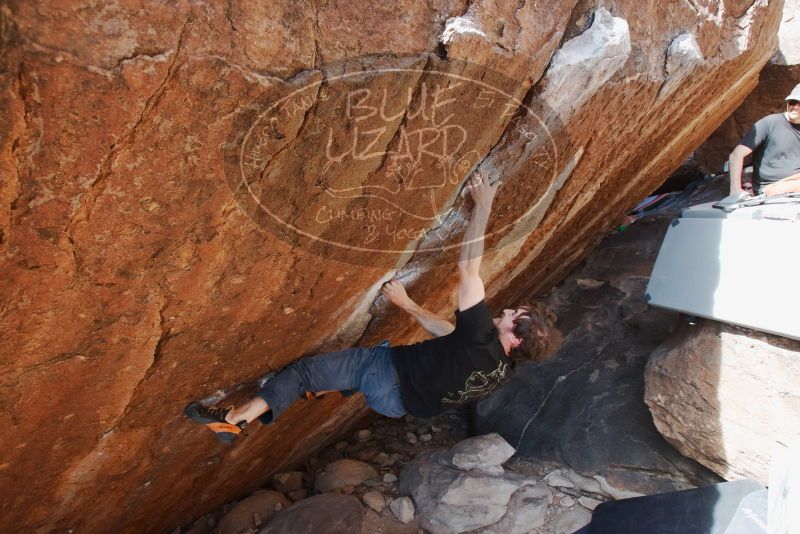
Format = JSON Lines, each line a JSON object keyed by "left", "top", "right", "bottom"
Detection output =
{"left": 493, "top": 307, "right": 530, "bottom": 335}
{"left": 787, "top": 100, "right": 800, "bottom": 124}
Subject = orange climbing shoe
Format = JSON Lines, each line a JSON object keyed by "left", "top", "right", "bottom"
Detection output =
{"left": 184, "top": 402, "right": 247, "bottom": 444}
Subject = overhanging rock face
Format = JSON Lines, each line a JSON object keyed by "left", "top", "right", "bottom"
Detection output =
{"left": 0, "top": 1, "right": 782, "bottom": 532}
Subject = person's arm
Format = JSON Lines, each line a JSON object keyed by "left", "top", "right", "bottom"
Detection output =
{"left": 728, "top": 144, "right": 754, "bottom": 196}
{"left": 382, "top": 281, "right": 455, "bottom": 337}
{"left": 763, "top": 172, "right": 800, "bottom": 197}
{"left": 457, "top": 170, "right": 501, "bottom": 311}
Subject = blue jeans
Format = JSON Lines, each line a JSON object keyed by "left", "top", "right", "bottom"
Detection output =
{"left": 255, "top": 341, "right": 407, "bottom": 424}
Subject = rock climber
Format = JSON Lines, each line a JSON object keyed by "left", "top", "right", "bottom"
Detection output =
{"left": 728, "top": 83, "right": 800, "bottom": 197}
{"left": 185, "top": 171, "right": 558, "bottom": 443}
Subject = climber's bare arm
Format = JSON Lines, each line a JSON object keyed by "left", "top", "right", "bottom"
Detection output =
{"left": 763, "top": 172, "right": 800, "bottom": 196}
{"left": 457, "top": 170, "right": 500, "bottom": 311}
{"left": 382, "top": 281, "right": 454, "bottom": 337}
{"left": 728, "top": 144, "right": 754, "bottom": 195}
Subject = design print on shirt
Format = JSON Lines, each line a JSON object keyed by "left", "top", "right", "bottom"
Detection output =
{"left": 441, "top": 360, "right": 509, "bottom": 404}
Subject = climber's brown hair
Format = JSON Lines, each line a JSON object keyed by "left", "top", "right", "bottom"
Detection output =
{"left": 509, "top": 302, "right": 560, "bottom": 363}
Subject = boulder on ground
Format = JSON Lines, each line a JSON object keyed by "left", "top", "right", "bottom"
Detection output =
{"left": 481, "top": 484, "right": 552, "bottom": 534}
{"left": 447, "top": 433, "right": 515, "bottom": 474}
{"left": 389, "top": 497, "right": 415, "bottom": 524}
{"left": 361, "top": 490, "right": 386, "bottom": 513}
{"left": 553, "top": 507, "right": 592, "bottom": 533}
{"left": 271, "top": 471, "right": 304, "bottom": 493}
{"left": 287, "top": 490, "right": 307, "bottom": 501}
{"left": 314, "top": 459, "right": 379, "bottom": 493}
{"left": 645, "top": 320, "right": 800, "bottom": 484}
{"left": 218, "top": 491, "right": 291, "bottom": 534}
{"left": 399, "top": 435, "right": 550, "bottom": 533}
{"left": 260, "top": 493, "right": 363, "bottom": 534}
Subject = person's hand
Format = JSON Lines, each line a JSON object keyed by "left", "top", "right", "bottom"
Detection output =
{"left": 466, "top": 170, "right": 501, "bottom": 210}
{"left": 382, "top": 280, "right": 413, "bottom": 309}
{"left": 730, "top": 183, "right": 753, "bottom": 199}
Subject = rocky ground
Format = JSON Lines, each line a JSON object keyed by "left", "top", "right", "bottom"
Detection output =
{"left": 176, "top": 409, "right": 466, "bottom": 534}
{"left": 177, "top": 408, "right": 605, "bottom": 534}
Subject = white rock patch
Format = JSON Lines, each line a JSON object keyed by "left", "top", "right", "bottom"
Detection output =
{"left": 540, "top": 8, "right": 631, "bottom": 112}
{"left": 666, "top": 33, "right": 704, "bottom": 77}
{"left": 440, "top": 16, "right": 488, "bottom": 46}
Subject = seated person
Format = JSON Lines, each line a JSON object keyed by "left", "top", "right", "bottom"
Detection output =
{"left": 728, "top": 83, "right": 800, "bottom": 197}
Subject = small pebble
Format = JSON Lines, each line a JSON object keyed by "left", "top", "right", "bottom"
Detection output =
{"left": 544, "top": 470, "right": 575, "bottom": 488}
{"left": 430, "top": 424, "right": 442, "bottom": 433}
{"left": 382, "top": 473, "right": 397, "bottom": 483}
{"left": 390, "top": 497, "right": 415, "bottom": 523}
{"left": 405, "top": 432, "right": 418, "bottom": 444}
{"left": 341, "top": 485, "right": 355, "bottom": 495}
{"left": 356, "top": 449, "right": 380, "bottom": 462}
{"left": 252, "top": 513, "right": 262, "bottom": 528}
{"left": 362, "top": 490, "right": 386, "bottom": 513}
{"left": 561, "top": 496, "right": 575, "bottom": 507}
{"left": 356, "top": 429, "right": 372, "bottom": 442}
{"left": 419, "top": 433, "right": 432, "bottom": 442}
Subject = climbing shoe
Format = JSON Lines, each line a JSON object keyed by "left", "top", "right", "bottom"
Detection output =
{"left": 184, "top": 401, "right": 247, "bottom": 444}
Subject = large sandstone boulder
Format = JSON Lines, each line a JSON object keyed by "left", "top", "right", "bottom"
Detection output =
{"left": 0, "top": 1, "right": 782, "bottom": 531}
{"left": 474, "top": 179, "right": 725, "bottom": 497}
{"left": 695, "top": 0, "right": 800, "bottom": 173}
{"left": 645, "top": 320, "right": 800, "bottom": 484}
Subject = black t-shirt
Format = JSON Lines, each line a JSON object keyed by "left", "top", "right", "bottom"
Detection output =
{"left": 390, "top": 300, "right": 511, "bottom": 418}
{"left": 740, "top": 113, "right": 800, "bottom": 190}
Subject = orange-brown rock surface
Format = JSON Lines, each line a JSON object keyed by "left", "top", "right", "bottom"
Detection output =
{"left": 0, "top": 1, "right": 782, "bottom": 532}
